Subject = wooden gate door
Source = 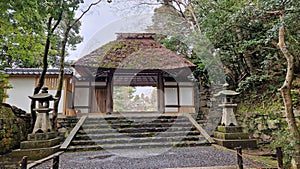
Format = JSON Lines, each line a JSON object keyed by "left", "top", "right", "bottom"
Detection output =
{"left": 92, "top": 88, "right": 107, "bottom": 113}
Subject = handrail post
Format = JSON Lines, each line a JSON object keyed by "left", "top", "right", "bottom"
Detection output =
{"left": 20, "top": 156, "right": 28, "bottom": 169}
{"left": 52, "top": 155, "right": 59, "bottom": 169}
{"left": 276, "top": 147, "right": 284, "bottom": 169}
{"left": 236, "top": 147, "right": 243, "bottom": 169}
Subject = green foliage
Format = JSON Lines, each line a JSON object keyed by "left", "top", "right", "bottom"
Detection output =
{"left": 113, "top": 86, "right": 136, "bottom": 112}
{"left": 291, "top": 90, "right": 300, "bottom": 108}
{"left": 0, "top": 0, "right": 84, "bottom": 69}
{"left": 0, "top": 72, "right": 11, "bottom": 103}
{"left": 271, "top": 124, "right": 300, "bottom": 167}
{"left": 192, "top": 0, "right": 300, "bottom": 95}
{"left": 160, "top": 36, "right": 211, "bottom": 87}
{"left": 238, "top": 96, "right": 283, "bottom": 115}
{"left": 237, "top": 74, "right": 274, "bottom": 93}
{"left": 0, "top": 0, "right": 47, "bottom": 68}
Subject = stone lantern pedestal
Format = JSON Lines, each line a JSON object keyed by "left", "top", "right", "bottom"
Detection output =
{"left": 12, "top": 87, "right": 60, "bottom": 160}
{"left": 213, "top": 84, "right": 257, "bottom": 149}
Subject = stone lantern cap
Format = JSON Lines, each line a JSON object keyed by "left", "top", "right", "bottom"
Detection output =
{"left": 28, "top": 87, "right": 57, "bottom": 101}
{"left": 214, "top": 83, "right": 239, "bottom": 97}
{"left": 214, "top": 90, "right": 239, "bottom": 97}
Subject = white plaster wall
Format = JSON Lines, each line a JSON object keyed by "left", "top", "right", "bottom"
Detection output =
{"left": 5, "top": 78, "right": 35, "bottom": 112}
{"left": 48, "top": 90, "right": 64, "bottom": 113}
{"left": 5, "top": 77, "right": 65, "bottom": 113}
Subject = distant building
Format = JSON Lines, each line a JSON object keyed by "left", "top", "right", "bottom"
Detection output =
{"left": 72, "top": 33, "right": 197, "bottom": 114}
{"left": 3, "top": 33, "right": 198, "bottom": 116}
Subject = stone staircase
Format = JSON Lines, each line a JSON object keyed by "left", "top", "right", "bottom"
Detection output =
{"left": 64, "top": 114, "right": 212, "bottom": 151}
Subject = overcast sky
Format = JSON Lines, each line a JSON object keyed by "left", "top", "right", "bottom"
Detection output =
{"left": 68, "top": 0, "right": 158, "bottom": 61}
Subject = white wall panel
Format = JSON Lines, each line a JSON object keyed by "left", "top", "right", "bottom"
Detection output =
{"left": 164, "top": 88, "right": 178, "bottom": 105}
{"left": 74, "top": 88, "right": 89, "bottom": 106}
{"left": 179, "top": 87, "right": 193, "bottom": 106}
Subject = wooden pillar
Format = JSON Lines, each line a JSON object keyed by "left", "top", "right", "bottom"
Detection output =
{"left": 52, "top": 155, "right": 59, "bottom": 169}
{"left": 177, "top": 83, "right": 180, "bottom": 113}
{"left": 106, "top": 70, "right": 114, "bottom": 113}
{"left": 88, "top": 79, "right": 92, "bottom": 113}
{"left": 157, "top": 72, "right": 164, "bottom": 113}
{"left": 71, "top": 77, "right": 75, "bottom": 109}
{"left": 236, "top": 147, "right": 243, "bottom": 169}
{"left": 276, "top": 147, "right": 283, "bottom": 169}
{"left": 20, "top": 156, "right": 28, "bottom": 169}
{"left": 62, "top": 78, "right": 67, "bottom": 115}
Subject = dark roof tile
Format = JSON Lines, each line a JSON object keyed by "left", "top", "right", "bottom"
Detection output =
{"left": 3, "top": 68, "right": 73, "bottom": 75}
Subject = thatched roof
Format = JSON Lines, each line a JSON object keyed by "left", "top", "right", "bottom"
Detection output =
{"left": 73, "top": 33, "right": 195, "bottom": 75}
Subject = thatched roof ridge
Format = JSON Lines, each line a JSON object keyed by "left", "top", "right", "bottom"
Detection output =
{"left": 73, "top": 33, "right": 195, "bottom": 71}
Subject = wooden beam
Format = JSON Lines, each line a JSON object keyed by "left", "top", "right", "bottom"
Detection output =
{"left": 27, "top": 151, "right": 64, "bottom": 169}
{"left": 60, "top": 116, "right": 87, "bottom": 150}
{"left": 157, "top": 72, "right": 164, "bottom": 113}
{"left": 184, "top": 113, "right": 215, "bottom": 143}
{"left": 106, "top": 71, "right": 114, "bottom": 113}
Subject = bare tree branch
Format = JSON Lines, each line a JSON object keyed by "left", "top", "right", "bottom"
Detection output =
{"left": 71, "top": 0, "right": 102, "bottom": 28}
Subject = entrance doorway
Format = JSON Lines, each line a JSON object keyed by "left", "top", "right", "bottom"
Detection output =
{"left": 113, "top": 86, "right": 158, "bottom": 112}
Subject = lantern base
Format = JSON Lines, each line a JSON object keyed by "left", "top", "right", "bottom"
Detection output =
{"left": 213, "top": 126, "right": 257, "bottom": 149}
{"left": 12, "top": 132, "right": 60, "bottom": 160}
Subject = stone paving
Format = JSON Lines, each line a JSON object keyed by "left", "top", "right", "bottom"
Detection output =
{"left": 32, "top": 146, "right": 264, "bottom": 169}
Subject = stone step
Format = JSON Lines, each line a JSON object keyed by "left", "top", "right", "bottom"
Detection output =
{"left": 85, "top": 117, "right": 189, "bottom": 124}
{"left": 12, "top": 145, "right": 60, "bottom": 160}
{"left": 214, "top": 131, "right": 250, "bottom": 140}
{"left": 82, "top": 121, "right": 193, "bottom": 129}
{"left": 213, "top": 138, "right": 258, "bottom": 149}
{"left": 67, "top": 140, "right": 209, "bottom": 152}
{"left": 20, "top": 137, "right": 61, "bottom": 149}
{"left": 77, "top": 126, "right": 197, "bottom": 134}
{"left": 74, "top": 130, "right": 202, "bottom": 140}
{"left": 66, "top": 115, "right": 210, "bottom": 152}
{"left": 71, "top": 135, "right": 204, "bottom": 146}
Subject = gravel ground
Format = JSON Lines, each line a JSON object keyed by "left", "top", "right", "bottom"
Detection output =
{"left": 33, "top": 146, "right": 261, "bottom": 169}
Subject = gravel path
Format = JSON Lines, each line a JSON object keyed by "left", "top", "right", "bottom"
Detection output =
{"left": 33, "top": 146, "right": 261, "bottom": 169}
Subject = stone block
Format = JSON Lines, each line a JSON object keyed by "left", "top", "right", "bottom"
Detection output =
{"left": 217, "top": 126, "right": 243, "bottom": 133}
{"left": 200, "top": 101, "right": 207, "bottom": 107}
{"left": 213, "top": 138, "right": 258, "bottom": 149}
{"left": 20, "top": 137, "right": 60, "bottom": 149}
{"left": 28, "top": 132, "right": 57, "bottom": 141}
{"left": 291, "top": 156, "right": 300, "bottom": 169}
{"left": 257, "top": 123, "right": 266, "bottom": 131}
{"left": 214, "top": 131, "right": 249, "bottom": 140}
{"left": 12, "top": 145, "right": 60, "bottom": 160}
{"left": 267, "top": 119, "right": 279, "bottom": 129}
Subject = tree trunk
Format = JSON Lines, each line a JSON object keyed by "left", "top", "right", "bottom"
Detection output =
{"left": 30, "top": 17, "right": 53, "bottom": 130}
{"left": 51, "top": 0, "right": 101, "bottom": 130}
{"left": 52, "top": 29, "right": 69, "bottom": 130}
{"left": 236, "top": 27, "right": 254, "bottom": 75}
{"left": 277, "top": 13, "right": 300, "bottom": 154}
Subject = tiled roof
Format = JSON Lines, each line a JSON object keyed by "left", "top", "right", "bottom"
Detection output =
{"left": 73, "top": 33, "right": 195, "bottom": 71}
{"left": 2, "top": 68, "right": 73, "bottom": 75}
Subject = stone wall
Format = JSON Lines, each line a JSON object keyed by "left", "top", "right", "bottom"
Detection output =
{"left": 237, "top": 110, "right": 300, "bottom": 144}
{"left": 198, "top": 84, "right": 223, "bottom": 120}
{"left": 0, "top": 104, "right": 31, "bottom": 155}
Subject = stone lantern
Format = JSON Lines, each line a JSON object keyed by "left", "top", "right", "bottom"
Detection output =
{"left": 214, "top": 83, "right": 239, "bottom": 126}
{"left": 12, "top": 87, "right": 60, "bottom": 160}
{"left": 213, "top": 83, "right": 257, "bottom": 149}
{"left": 29, "top": 86, "right": 57, "bottom": 133}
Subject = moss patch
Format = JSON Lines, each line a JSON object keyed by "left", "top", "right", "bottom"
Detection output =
{"left": 0, "top": 105, "right": 27, "bottom": 155}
